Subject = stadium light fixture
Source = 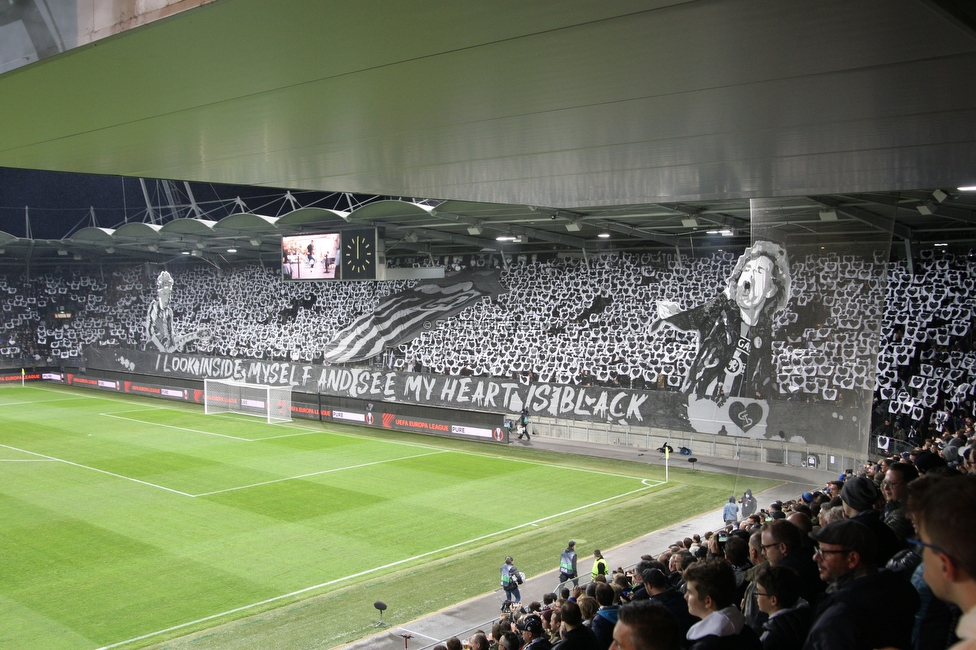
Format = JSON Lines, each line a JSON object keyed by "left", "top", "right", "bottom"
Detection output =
{"left": 917, "top": 201, "right": 937, "bottom": 215}
{"left": 227, "top": 248, "right": 237, "bottom": 253}
{"left": 496, "top": 235, "right": 517, "bottom": 242}
{"left": 105, "top": 247, "right": 115, "bottom": 254}
{"left": 565, "top": 220, "right": 582, "bottom": 232}
{"left": 959, "top": 186, "right": 976, "bottom": 192}
{"left": 598, "top": 232, "right": 611, "bottom": 238}
{"left": 932, "top": 189, "right": 948, "bottom": 203}
{"left": 181, "top": 251, "right": 190, "bottom": 255}
{"left": 147, "top": 244, "right": 158, "bottom": 252}
{"left": 249, "top": 238, "right": 261, "bottom": 247}
{"left": 818, "top": 210, "right": 838, "bottom": 221}
{"left": 681, "top": 217, "right": 699, "bottom": 227}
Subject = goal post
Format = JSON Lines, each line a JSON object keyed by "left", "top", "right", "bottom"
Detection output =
{"left": 204, "top": 378, "right": 292, "bottom": 424}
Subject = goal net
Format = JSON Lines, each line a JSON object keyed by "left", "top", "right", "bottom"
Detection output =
{"left": 204, "top": 379, "right": 292, "bottom": 424}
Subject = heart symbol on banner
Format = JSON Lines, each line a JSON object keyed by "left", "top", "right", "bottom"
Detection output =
{"left": 728, "top": 401, "right": 764, "bottom": 433}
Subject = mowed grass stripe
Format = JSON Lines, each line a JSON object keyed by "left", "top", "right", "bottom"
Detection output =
{"left": 0, "top": 386, "right": 658, "bottom": 649}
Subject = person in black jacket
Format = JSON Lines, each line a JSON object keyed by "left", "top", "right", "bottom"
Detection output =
{"left": 839, "top": 476, "right": 907, "bottom": 566}
{"left": 640, "top": 569, "right": 696, "bottom": 637}
{"left": 553, "top": 601, "right": 599, "bottom": 650}
{"left": 803, "top": 519, "right": 920, "bottom": 650}
{"left": 759, "top": 520, "right": 825, "bottom": 610}
{"left": 755, "top": 565, "right": 812, "bottom": 650}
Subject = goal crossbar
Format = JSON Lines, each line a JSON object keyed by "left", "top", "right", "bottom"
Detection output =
{"left": 204, "top": 379, "right": 292, "bottom": 424}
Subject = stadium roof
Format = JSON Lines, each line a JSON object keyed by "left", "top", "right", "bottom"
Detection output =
{"left": 1, "top": 0, "right": 976, "bottom": 265}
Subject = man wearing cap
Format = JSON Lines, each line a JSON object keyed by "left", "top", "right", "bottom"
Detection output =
{"left": 839, "top": 475, "right": 906, "bottom": 565}
{"left": 519, "top": 614, "right": 553, "bottom": 650}
{"left": 559, "top": 541, "right": 579, "bottom": 590}
{"left": 803, "top": 519, "right": 919, "bottom": 650}
{"left": 907, "top": 473, "right": 976, "bottom": 650}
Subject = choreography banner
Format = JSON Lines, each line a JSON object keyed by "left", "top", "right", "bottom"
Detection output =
{"left": 83, "top": 347, "right": 685, "bottom": 426}
{"left": 322, "top": 269, "right": 505, "bottom": 363}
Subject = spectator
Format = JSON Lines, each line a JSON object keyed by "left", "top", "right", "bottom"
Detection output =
{"left": 741, "top": 531, "right": 769, "bottom": 634}
{"left": 592, "top": 582, "right": 619, "bottom": 650}
{"left": 683, "top": 559, "right": 762, "bottom": 649}
{"left": 882, "top": 462, "right": 919, "bottom": 542}
{"left": 578, "top": 595, "right": 599, "bottom": 628}
{"left": 519, "top": 614, "right": 553, "bottom": 650}
{"left": 803, "top": 519, "right": 919, "bottom": 650}
{"left": 640, "top": 568, "right": 695, "bottom": 637}
{"left": 840, "top": 476, "right": 907, "bottom": 565}
{"left": 759, "top": 520, "right": 825, "bottom": 608}
{"left": 499, "top": 632, "right": 522, "bottom": 650}
{"left": 754, "top": 565, "right": 812, "bottom": 650}
{"left": 470, "top": 633, "right": 490, "bottom": 650}
{"left": 447, "top": 637, "right": 463, "bottom": 650}
{"left": 611, "top": 600, "right": 683, "bottom": 650}
{"left": 553, "top": 601, "right": 599, "bottom": 650}
{"left": 907, "top": 473, "right": 976, "bottom": 650}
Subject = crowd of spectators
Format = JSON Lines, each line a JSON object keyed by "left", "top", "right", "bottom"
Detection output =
{"left": 459, "top": 432, "right": 975, "bottom": 650}
{"left": 0, "top": 251, "right": 969, "bottom": 411}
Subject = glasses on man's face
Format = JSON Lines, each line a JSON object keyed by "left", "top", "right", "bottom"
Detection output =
{"left": 907, "top": 538, "right": 957, "bottom": 566}
{"left": 753, "top": 590, "right": 768, "bottom": 597}
{"left": 813, "top": 546, "right": 852, "bottom": 558}
{"left": 760, "top": 541, "right": 779, "bottom": 551}
{"left": 882, "top": 480, "right": 902, "bottom": 489}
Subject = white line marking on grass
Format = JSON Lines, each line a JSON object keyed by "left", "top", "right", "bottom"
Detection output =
{"left": 396, "top": 628, "right": 439, "bottom": 641}
{"left": 100, "top": 413, "right": 253, "bottom": 441}
{"left": 0, "top": 397, "right": 88, "bottom": 407}
{"left": 96, "top": 479, "right": 656, "bottom": 650}
{"left": 0, "top": 444, "right": 195, "bottom": 497}
{"left": 0, "top": 458, "right": 57, "bottom": 462}
{"left": 191, "top": 450, "right": 448, "bottom": 497}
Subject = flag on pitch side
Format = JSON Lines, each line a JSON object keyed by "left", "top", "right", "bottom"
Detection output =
{"left": 322, "top": 270, "right": 505, "bottom": 363}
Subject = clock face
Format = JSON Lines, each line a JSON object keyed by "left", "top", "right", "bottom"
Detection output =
{"left": 342, "top": 232, "right": 376, "bottom": 279}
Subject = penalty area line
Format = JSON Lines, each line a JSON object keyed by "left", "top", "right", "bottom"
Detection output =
{"left": 0, "top": 444, "right": 194, "bottom": 497}
{"left": 97, "top": 480, "right": 656, "bottom": 650}
{"left": 191, "top": 450, "right": 449, "bottom": 497}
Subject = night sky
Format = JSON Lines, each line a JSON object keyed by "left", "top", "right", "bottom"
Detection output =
{"left": 0, "top": 168, "right": 354, "bottom": 240}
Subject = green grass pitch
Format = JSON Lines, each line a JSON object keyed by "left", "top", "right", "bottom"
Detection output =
{"left": 0, "top": 384, "right": 777, "bottom": 649}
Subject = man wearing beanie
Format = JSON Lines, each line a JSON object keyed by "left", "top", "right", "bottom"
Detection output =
{"left": 840, "top": 476, "right": 906, "bottom": 565}
{"left": 804, "top": 519, "right": 919, "bottom": 650}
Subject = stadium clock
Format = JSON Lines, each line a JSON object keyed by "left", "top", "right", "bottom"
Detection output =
{"left": 341, "top": 230, "right": 377, "bottom": 280}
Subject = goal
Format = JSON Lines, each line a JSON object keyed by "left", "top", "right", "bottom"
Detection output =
{"left": 204, "top": 378, "right": 292, "bottom": 424}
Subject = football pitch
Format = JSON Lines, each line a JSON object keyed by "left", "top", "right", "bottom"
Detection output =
{"left": 0, "top": 384, "right": 773, "bottom": 649}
